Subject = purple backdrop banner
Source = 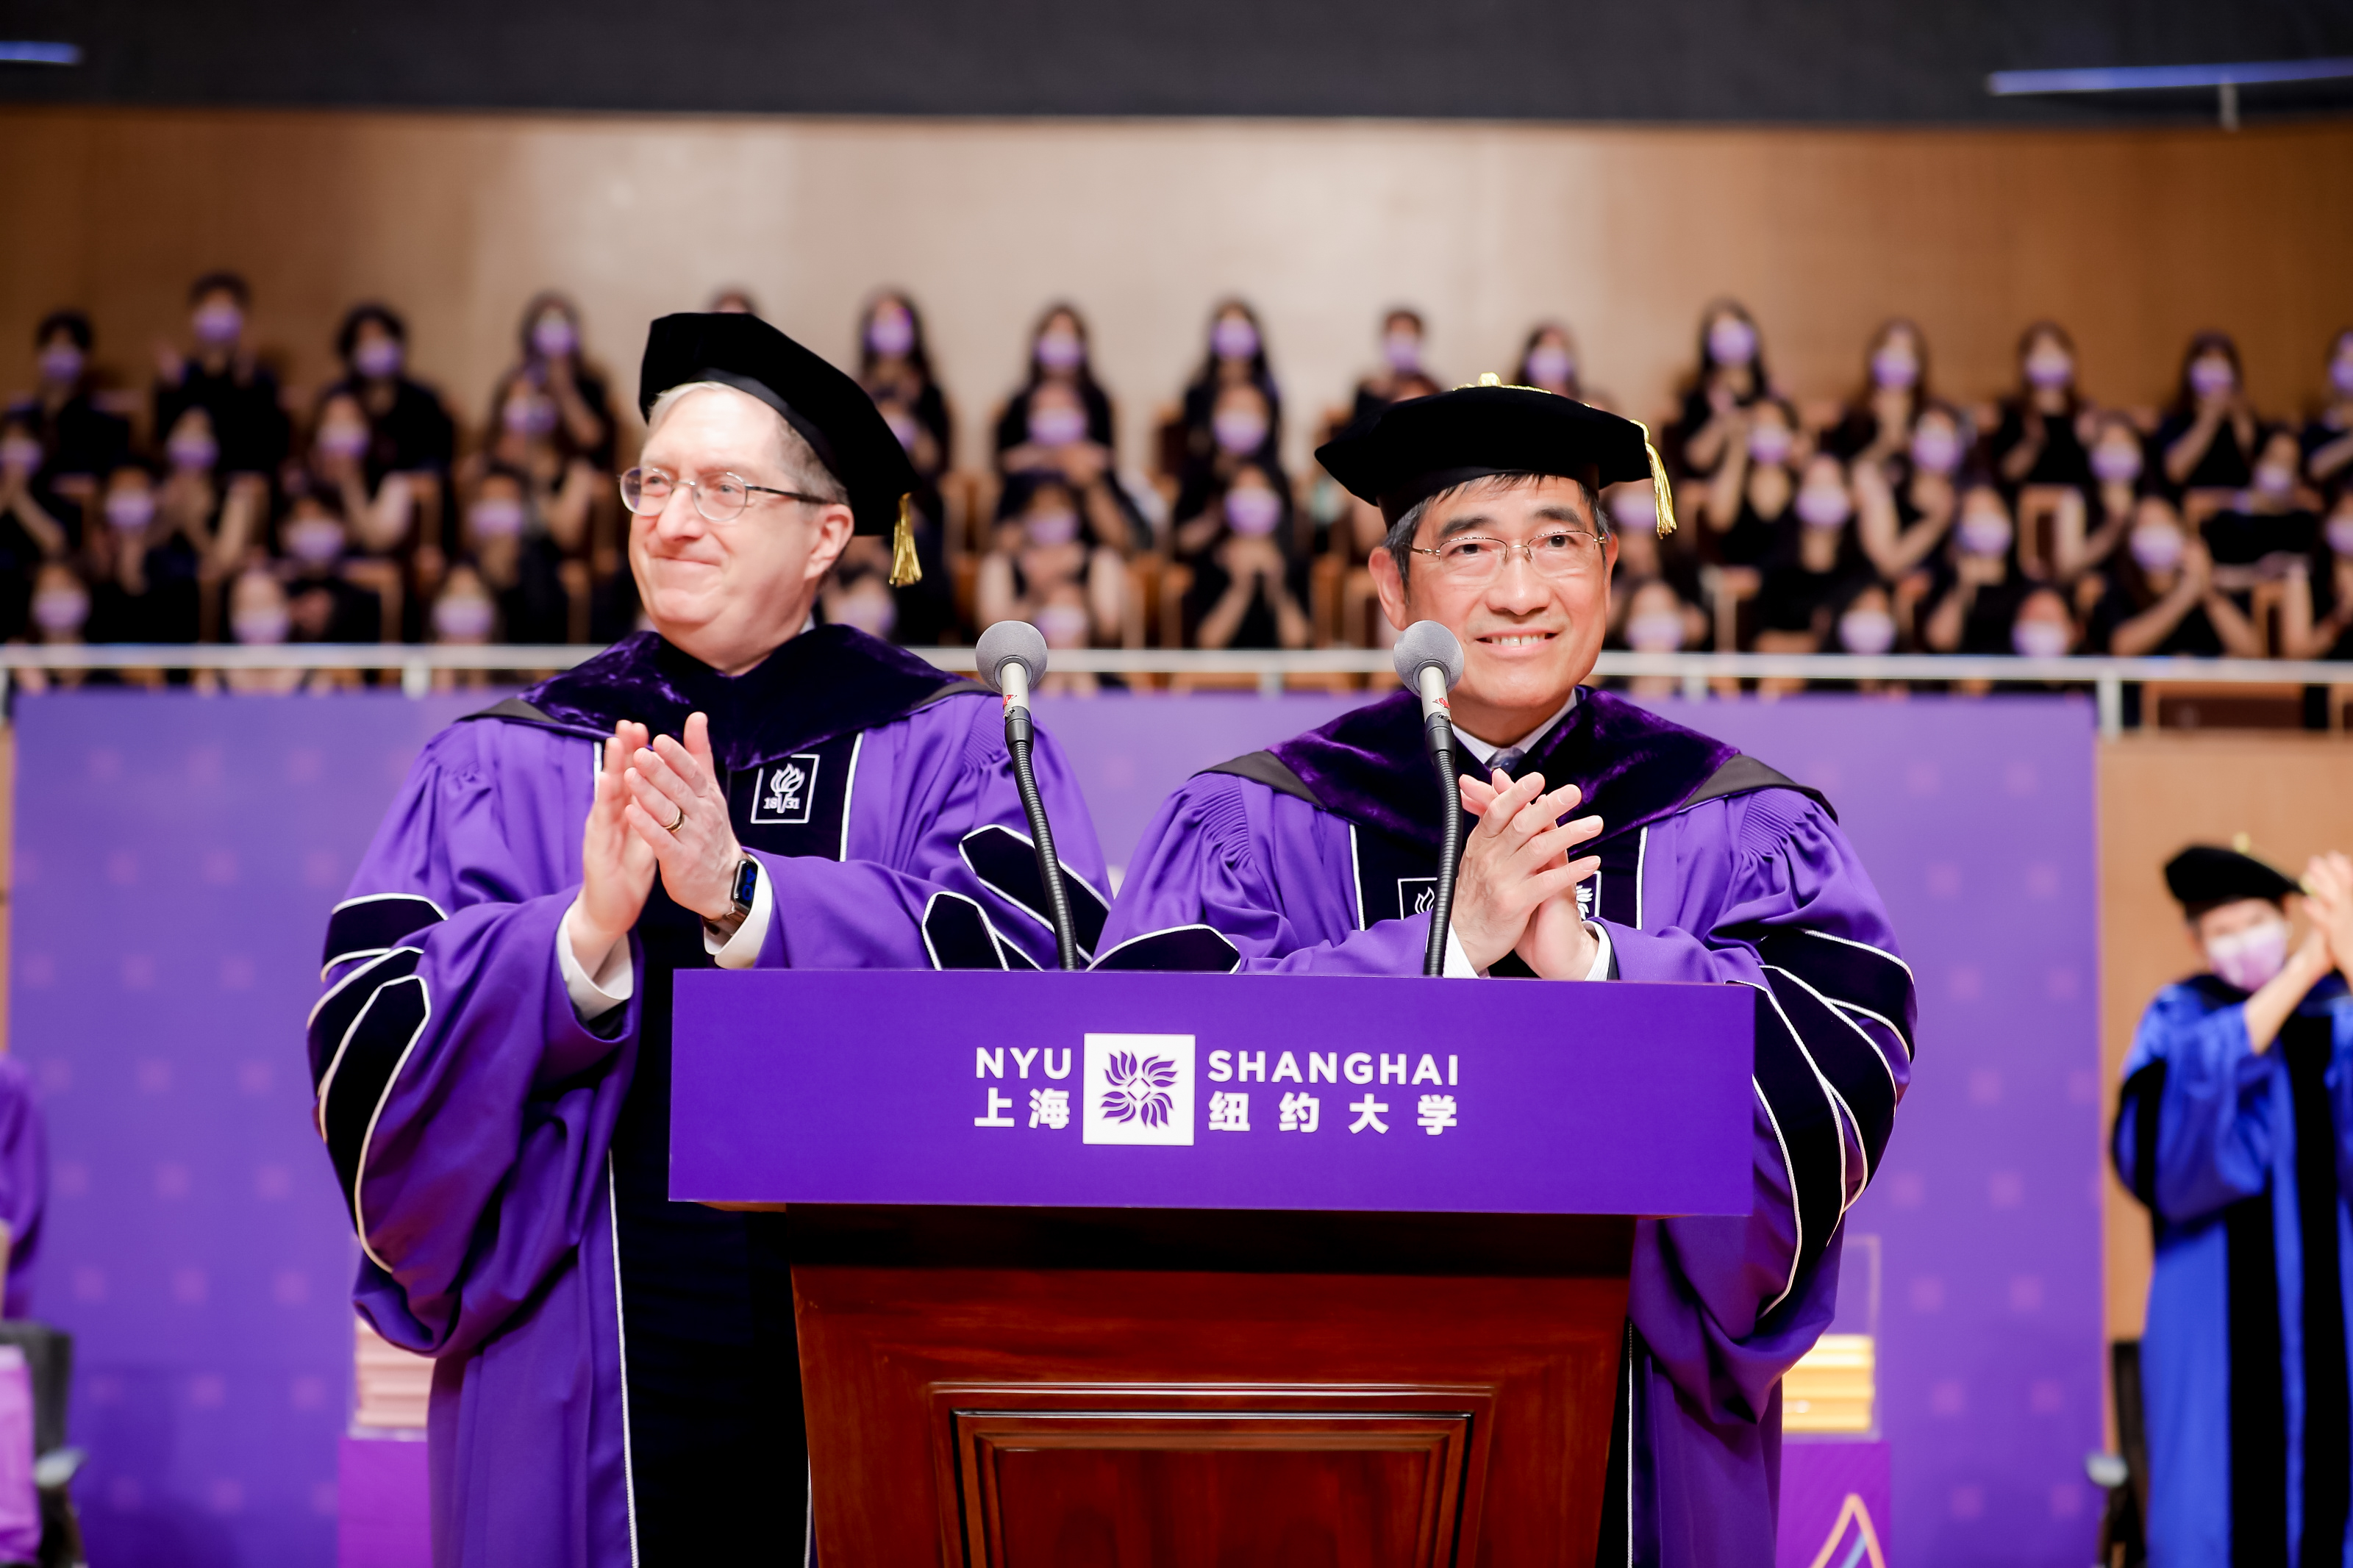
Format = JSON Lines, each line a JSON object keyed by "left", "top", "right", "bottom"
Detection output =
{"left": 8, "top": 687, "right": 2099, "bottom": 1566}
{"left": 671, "top": 970, "right": 1752, "bottom": 1214}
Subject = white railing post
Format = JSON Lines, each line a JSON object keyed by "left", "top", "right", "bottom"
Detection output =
{"left": 2096, "top": 676, "right": 2124, "bottom": 740}
{"left": 401, "top": 659, "right": 430, "bottom": 698}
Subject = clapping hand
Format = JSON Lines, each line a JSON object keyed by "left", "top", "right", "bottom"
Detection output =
{"left": 2305, "top": 853, "right": 2353, "bottom": 980}
{"left": 571, "top": 721, "right": 657, "bottom": 973}
{"left": 1453, "top": 770, "right": 1604, "bottom": 975}
{"left": 622, "top": 712, "right": 744, "bottom": 922}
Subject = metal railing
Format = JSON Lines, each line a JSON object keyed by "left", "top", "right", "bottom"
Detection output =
{"left": 0, "top": 643, "right": 2345, "bottom": 740}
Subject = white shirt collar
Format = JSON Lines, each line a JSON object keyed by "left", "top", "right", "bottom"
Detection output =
{"left": 1452, "top": 689, "right": 1580, "bottom": 766}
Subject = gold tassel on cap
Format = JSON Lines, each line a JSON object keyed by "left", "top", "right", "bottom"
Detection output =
{"left": 888, "top": 493, "right": 921, "bottom": 587}
{"left": 1633, "top": 419, "right": 1677, "bottom": 538}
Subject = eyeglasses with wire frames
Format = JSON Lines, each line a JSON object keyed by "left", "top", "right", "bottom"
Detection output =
{"left": 618, "top": 465, "right": 835, "bottom": 524}
{"left": 1411, "top": 523, "right": 1613, "bottom": 584}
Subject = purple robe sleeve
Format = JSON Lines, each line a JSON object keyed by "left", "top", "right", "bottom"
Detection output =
{"left": 1607, "top": 788, "right": 1914, "bottom": 1431}
{"left": 0, "top": 1061, "right": 47, "bottom": 1320}
{"left": 308, "top": 719, "right": 638, "bottom": 1363}
{"left": 747, "top": 695, "right": 1109, "bottom": 970}
{"left": 1102, "top": 774, "right": 1429, "bottom": 975}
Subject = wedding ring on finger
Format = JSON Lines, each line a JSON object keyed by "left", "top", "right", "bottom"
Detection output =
{"left": 665, "top": 803, "right": 686, "bottom": 835}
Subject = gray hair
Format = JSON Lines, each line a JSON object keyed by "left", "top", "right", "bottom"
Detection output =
{"left": 1379, "top": 470, "right": 1605, "bottom": 582}
{"left": 644, "top": 380, "right": 847, "bottom": 505}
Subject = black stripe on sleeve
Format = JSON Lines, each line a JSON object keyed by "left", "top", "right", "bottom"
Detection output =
{"left": 921, "top": 892, "right": 1010, "bottom": 970}
{"left": 2285, "top": 1020, "right": 2352, "bottom": 1555}
{"left": 2225, "top": 1188, "right": 2288, "bottom": 1567}
{"left": 1088, "top": 925, "right": 1243, "bottom": 974}
{"left": 1754, "top": 928, "right": 1916, "bottom": 1060}
{"left": 1744, "top": 984, "right": 1848, "bottom": 1316}
{"left": 318, "top": 973, "right": 431, "bottom": 1245}
{"left": 321, "top": 895, "right": 446, "bottom": 977}
{"left": 957, "top": 824, "right": 1109, "bottom": 958}
{"left": 1761, "top": 967, "right": 1899, "bottom": 1177}
{"left": 2113, "top": 1060, "right": 2168, "bottom": 1219}
{"left": 307, "top": 949, "right": 423, "bottom": 1089}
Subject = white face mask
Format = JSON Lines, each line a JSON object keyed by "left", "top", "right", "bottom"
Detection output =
{"left": 2207, "top": 917, "right": 2289, "bottom": 992}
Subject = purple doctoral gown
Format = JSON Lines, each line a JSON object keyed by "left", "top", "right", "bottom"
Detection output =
{"left": 1101, "top": 686, "right": 1914, "bottom": 1567}
{"left": 307, "top": 626, "right": 1108, "bottom": 1568}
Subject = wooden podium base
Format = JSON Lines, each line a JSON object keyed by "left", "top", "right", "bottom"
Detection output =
{"left": 788, "top": 1207, "right": 1632, "bottom": 1567}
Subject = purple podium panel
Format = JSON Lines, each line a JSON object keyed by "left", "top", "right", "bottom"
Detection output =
{"left": 670, "top": 970, "right": 1752, "bottom": 1216}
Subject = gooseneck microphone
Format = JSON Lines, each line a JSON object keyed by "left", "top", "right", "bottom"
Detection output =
{"left": 976, "top": 620, "right": 1082, "bottom": 971}
{"left": 1393, "top": 622, "right": 1467, "bottom": 978}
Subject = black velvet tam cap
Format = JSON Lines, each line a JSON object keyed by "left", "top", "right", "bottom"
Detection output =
{"left": 638, "top": 312, "right": 917, "bottom": 543}
{"left": 1315, "top": 379, "right": 1673, "bottom": 534}
{"left": 2164, "top": 844, "right": 2300, "bottom": 911}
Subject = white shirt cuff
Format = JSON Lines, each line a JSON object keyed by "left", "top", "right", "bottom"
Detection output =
{"left": 1582, "top": 920, "right": 1614, "bottom": 981}
{"left": 1442, "top": 923, "right": 1478, "bottom": 978}
{"left": 558, "top": 899, "right": 634, "bottom": 1018}
{"left": 703, "top": 856, "right": 776, "bottom": 970}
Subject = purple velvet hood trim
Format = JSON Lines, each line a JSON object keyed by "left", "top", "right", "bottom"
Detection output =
{"left": 1264, "top": 686, "right": 1743, "bottom": 851}
{"left": 468, "top": 625, "right": 985, "bottom": 773}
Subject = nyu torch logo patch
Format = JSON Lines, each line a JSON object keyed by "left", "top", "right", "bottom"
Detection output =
{"left": 1082, "top": 1033, "right": 1196, "bottom": 1146}
{"left": 749, "top": 753, "right": 820, "bottom": 826}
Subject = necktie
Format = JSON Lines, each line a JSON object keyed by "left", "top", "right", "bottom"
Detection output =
{"left": 1487, "top": 747, "right": 1526, "bottom": 781}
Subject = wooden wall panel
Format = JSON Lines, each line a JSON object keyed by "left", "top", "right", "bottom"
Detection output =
{"left": 0, "top": 108, "right": 2348, "bottom": 481}
{"left": 2097, "top": 735, "right": 2353, "bottom": 1349}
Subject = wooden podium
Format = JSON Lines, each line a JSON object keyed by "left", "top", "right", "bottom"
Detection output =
{"left": 672, "top": 970, "right": 1752, "bottom": 1567}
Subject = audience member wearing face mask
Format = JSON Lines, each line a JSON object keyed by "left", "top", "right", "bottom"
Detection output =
{"left": 214, "top": 567, "right": 309, "bottom": 695}
{"left": 1671, "top": 300, "right": 1771, "bottom": 479}
{"left": 501, "top": 292, "right": 618, "bottom": 473}
{"left": 1920, "top": 482, "right": 2032, "bottom": 655}
{"left": 1753, "top": 452, "right": 1866, "bottom": 656}
{"left": 995, "top": 304, "right": 1120, "bottom": 480}
{"left": 457, "top": 466, "right": 572, "bottom": 647}
{"left": 1171, "top": 380, "right": 1288, "bottom": 551}
{"left": 1992, "top": 321, "right": 2094, "bottom": 487}
{"left": 1513, "top": 323, "right": 1585, "bottom": 401}
{"left": 1613, "top": 576, "right": 1704, "bottom": 696}
{"left": 2082, "top": 493, "right": 2263, "bottom": 659}
{"left": 1176, "top": 300, "right": 1283, "bottom": 478}
{"left": 1350, "top": 309, "right": 1441, "bottom": 424}
{"left": 2202, "top": 427, "right": 2321, "bottom": 595}
{"left": 996, "top": 370, "right": 1144, "bottom": 565}
{"left": 857, "top": 291, "right": 953, "bottom": 494}
{"left": 324, "top": 304, "right": 457, "bottom": 490}
{"left": 2052, "top": 410, "right": 2154, "bottom": 584}
{"left": 1828, "top": 318, "right": 1932, "bottom": 468}
{"left": 0, "top": 414, "right": 71, "bottom": 637}
{"left": 84, "top": 462, "right": 208, "bottom": 652}
{"left": 276, "top": 491, "right": 386, "bottom": 645}
{"left": 13, "top": 559, "right": 91, "bottom": 693}
{"left": 14, "top": 309, "right": 130, "bottom": 495}
{"left": 2302, "top": 328, "right": 2353, "bottom": 492}
{"left": 975, "top": 473, "right": 1133, "bottom": 652}
{"left": 423, "top": 561, "right": 500, "bottom": 691}
{"left": 151, "top": 272, "right": 290, "bottom": 479}
{"left": 2159, "top": 331, "right": 2261, "bottom": 511}
{"left": 152, "top": 404, "right": 268, "bottom": 609}
{"left": 1182, "top": 463, "right": 1312, "bottom": 652}
{"left": 1703, "top": 395, "right": 1803, "bottom": 570}
{"left": 465, "top": 320, "right": 606, "bottom": 636}
{"left": 1854, "top": 401, "right": 1966, "bottom": 581}
{"left": 2283, "top": 484, "right": 2353, "bottom": 662}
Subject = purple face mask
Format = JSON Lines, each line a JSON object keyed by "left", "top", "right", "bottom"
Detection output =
{"left": 2252, "top": 462, "right": 2296, "bottom": 501}
{"left": 318, "top": 423, "right": 371, "bottom": 459}
{"left": 1027, "top": 406, "right": 1087, "bottom": 448}
{"left": 105, "top": 490, "right": 155, "bottom": 532}
{"left": 168, "top": 433, "right": 218, "bottom": 472}
{"left": 1225, "top": 486, "right": 1283, "bottom": 537}
{"left": 531, "top": 314, "right": 578, "bottom": 359}
{"left": 471, "top": 498, "right": 526, "bottom": 540}
{"left": 503, "top": 398, "right": 556, "bottom": 439}
{"left": 1838, "top": 608, "right": 1896, "bottom": 655}
{"left": 1037, "top": 602, "right": 1092, "bottom": 647}
{"left": 1910, "top": 427, "right": 1962, "bottom": 475}
{"left": 1707, "top": 316, "right": 1757, "bottom": 367}
{"left": 1610, "top": 488, "right": 1656, "bottom": 534}
{"left": 1213, "top": 410, "right": 1268, "bottom": 455}
{"left": 1035, "top": 332, "right": 1085, "bottom": 371}
{"left": 353, "top": 337, "right": 403, "bottom": 379}
{"left": 232, "top": 604, "right": 291, "bottom": 647}
{"left": 866, "top": 312, "right": 915, "bottom": 357}
{"left": 1796, "top": 484, "right": 1853, "bottom": 529}
{"left": 2090, "top": 440, "right": 2142, "bottom": 484}
{"left": 2334, "top": 354, "right": 2353, "bottom": 397}
{"left": 434, "top": 594, "right": 496, "bottom": 642}
{"left": 193, "top": 301, "right": 243, "bottom": 346}
{"left": 2189, "top": 357, "right": 2235, "bottom": 399}
{"left": 31, "top": 587, "right": 88, "bottom": 634}
{"left": 2025, "top": 350, "right": 2073, "bottom": 390}
{"left": 1958, "top": 509, "right": 2013, "bottom": 557}
{"left": 832, "top": 582, "right": 899, "bottom": 640}
{"left": 2327, "top": 515, "right": 2353, "bottom": 557}
{"left": 2129, "top": 523, "right": 2185, "bottom": 573}
{"left": 1871, "top": 347, "right": 1919, "bottom": 390}
{"left": 882, "top": 407, "right": 919, "bottom": 453}
{"left": 2207, "top": 917, "right": 2289, "bottom": 992}
{"left": 284, "top": 516, "right": 346, "bottom": 567}
{"left": 1748, "top": 423, "right": 1793, "bottom": 466}
{"left": 1524, "top": 345, "right": 1574, "bottom": 387}
{"left": 38, "top": 346, "right": 82, "bottom": 384}
{"left": 1382, "top": 332, "right": 1422, "bottom": 373}
{"left": 1024, "top": 509, "right": 1080, "bottom": 548}
{"left": 0, "top": 438, "right": 41, "bottom": 473}
{"left": 1625, "top": 610, "right": 1683, "bottom": 653}
{"left": 1210, "top": 318, "right": 1259, "bottom": 361}
{"left": 2013, "top": 618, "right": 2069, "bottom": 659}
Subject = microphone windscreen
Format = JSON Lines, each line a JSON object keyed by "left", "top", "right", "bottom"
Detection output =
{"left": 1392, "top": 620, "right": 1465, "bottom": 690}
{"left": 976, "top": 619, "right": 1050, "bottom": 692}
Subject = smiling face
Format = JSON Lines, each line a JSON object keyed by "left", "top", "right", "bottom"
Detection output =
{"left": 630, "top": 385, "right": 852, "bottom": 673}
{"left": 1368, "top": 474, "right": 1616, "bottom": 745}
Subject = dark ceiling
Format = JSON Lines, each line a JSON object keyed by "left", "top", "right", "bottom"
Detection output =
{"left": 2, "top": 0, "right": 2350, "bottom": 123}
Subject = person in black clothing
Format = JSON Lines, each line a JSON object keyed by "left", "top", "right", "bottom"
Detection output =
{"left": 15, "top": 309, "right": 129, "bottom": 495}
{"left": 278, "top": 490, "right": 387, "bottom": 646}
{"left": 1701, "top": 395, "right": 1802, "bottom": 570}
{"left": 1669, "top": 299, "right": 1772, "bottom": 479}
{"left": 1826, "top": 318, "right": 1931, "bottom": 468}
{"left": 2287, "top": 484, "right": 2353, "bottom": 661}
{"left": 1993, "top": 321, "right": 2094, "bottom": 490}
{"left": 1920, "top": 481, "right": 2031, "bottom": 654}
{"left": 0, "top": 415, "right": 69, "bottom": 642}
{"left": 1180, "top": 462, "right": 1310, "bottom": 651}
{"left": 853, "top": 290, "right": 954, "bottom": 643}
{"left": 1176, "top": 299, "right": 1282, "bottom": 472}
{"left": 86, "top": 462, "right": 205, "bottom": 649}
{"left": 1513, "top": 322, "right": 1585, "bottom": 401}
{"left": 1171, "top": 380, "right": 1286, "bottom": 543}
{"left": 152, "top": 273, "right": 289, "bottom": 479}
{"left": 2082, "top": 493, "right": 2262, "bottom": 658}
{"left": 995, "top": 304, "right": 1118, "bottom": 472}
{"left": 501, "top": 292, "right": 619, "bottom": 474}
{"left": 2158, "top": 332, "right": 2261, "bottom": 509}
{"left": 2204, "top": 427, "right": 2322, "bottom": 576}
{"left": 460, "top": 465, "right": 571, "bottom": 647}
{"left": 1349, "top": 309, "right": 1441, "bottom": 424}
{"left": 1754, "top": 451, "right": 1865, "bottom": 652}
{"left": 326, "top": 304, "right": 457, "bottom": 488}
{"left": 1855, "top": 401, "right": 1965, "bottom": 584}
{"left": 2304, "top": 328, "right": 2353, "bottom": 493}
{"left": 976, "top": 473, "right": 1131, "bottom": 648}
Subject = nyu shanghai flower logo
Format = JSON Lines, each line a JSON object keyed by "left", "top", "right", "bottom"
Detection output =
{"left": 1099, "top": 1051, "right": 1179, "bottom": 1128}
{"left": 1082, "top": 1033, "right": 1196, "bottom": 1146}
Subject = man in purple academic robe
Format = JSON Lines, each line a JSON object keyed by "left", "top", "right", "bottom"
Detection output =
{"left": 308, "top": 314, "right": 1107, "bottom": 1567}
{"left": 1103, "top": 384, "right": 1913, "bottom": 1567}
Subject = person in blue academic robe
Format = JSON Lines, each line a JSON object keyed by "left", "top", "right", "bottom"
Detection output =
{"left": 1102, "top": 382, "right": 1915, "bottom": 1567}
{"left": 2115, "top": 844, "right": 2353, "bottom": 1567}
{"left": 307, "top": 314, "right": 1107, "bottom": 1568}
